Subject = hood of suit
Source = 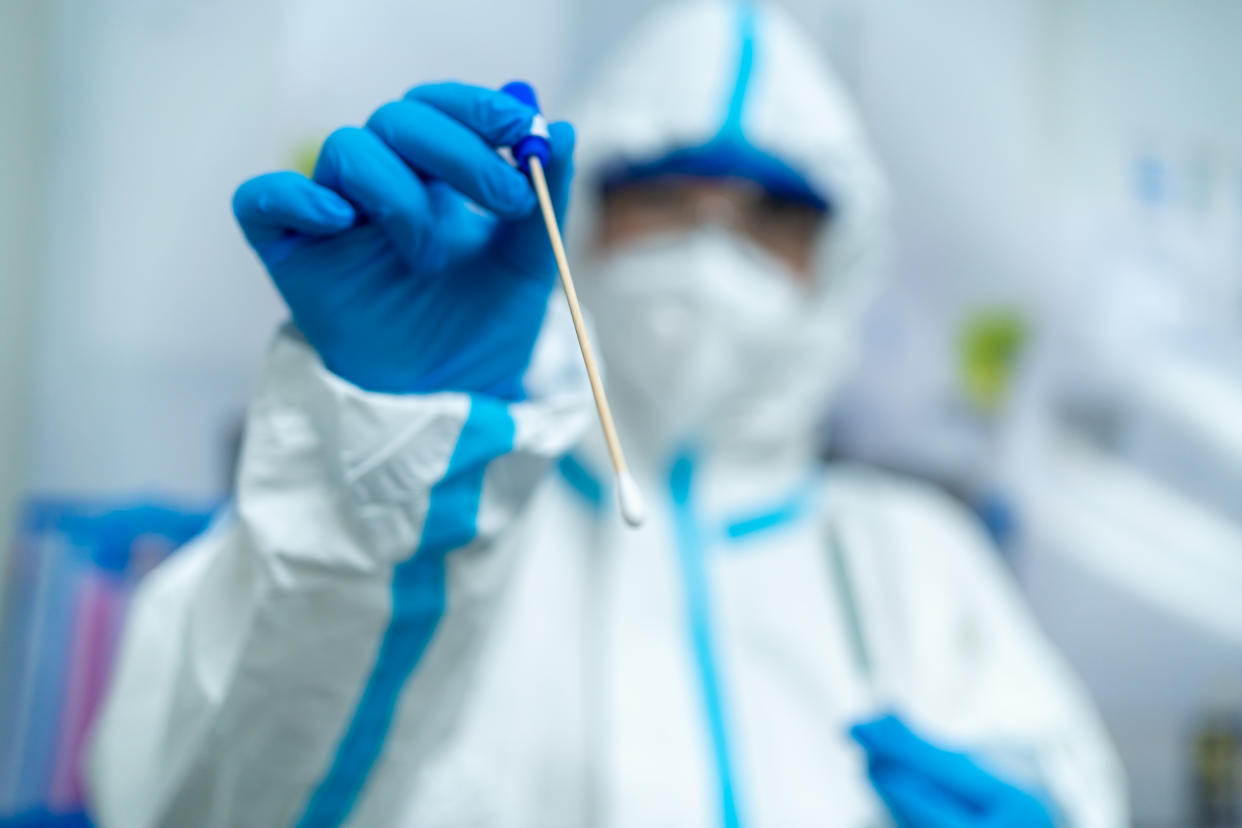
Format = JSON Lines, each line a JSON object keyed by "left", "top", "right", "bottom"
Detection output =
{"left": 561, "top": 0, "right": 891, "bottom": 467}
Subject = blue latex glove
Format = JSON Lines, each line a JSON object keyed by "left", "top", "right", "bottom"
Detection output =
{"left": 850, "top": 714, "right": 1054, "bottom": 828}
{"left": 232, "top": 82, "right": 575, "bottom": 398}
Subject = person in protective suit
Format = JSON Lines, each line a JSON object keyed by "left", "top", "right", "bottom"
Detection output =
{"left": 88, "top": 2, "right": 1127, "bottom": 825}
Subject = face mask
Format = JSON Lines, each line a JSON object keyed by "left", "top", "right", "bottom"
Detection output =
{"left": 582, "top": 227, "right": 833, "bottom": 447}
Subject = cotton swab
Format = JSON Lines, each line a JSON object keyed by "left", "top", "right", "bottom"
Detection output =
{"left": 501, "top": 80, "right": 646, "bottom": 528}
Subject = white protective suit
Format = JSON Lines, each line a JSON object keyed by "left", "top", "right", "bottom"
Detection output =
{"left": 87, "top": 2, "right": 1127, "bottom": 826}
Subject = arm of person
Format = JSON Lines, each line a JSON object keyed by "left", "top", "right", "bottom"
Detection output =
{"left": 86, "top": 81, "right": 591, "bottom": 827}
{"left": 919, "top": 499, "right": 1127, "bottom": 826}
{"left": 836, "top": 470, "right": 1129, "bottom": 826}
{"left": 87, "top": 327, "right": 590, "bottom": 828}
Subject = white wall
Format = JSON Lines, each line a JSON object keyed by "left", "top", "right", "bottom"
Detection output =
{"left": 1047, "top": 0, "right": 1242, "bottom": 222}
{"left": 0, "top": 1, "right": 48, "bottom": 599}
{"left": 25, "top": 0, "right": 285, "bottom": 499}
{"left": 275, "top": 0, "right": 575, "bottom": 130}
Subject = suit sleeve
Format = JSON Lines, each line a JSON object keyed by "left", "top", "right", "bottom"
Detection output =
{"left": 872, "top": 482, "right": 1129, "bottom": 827}
{"left": 85, "top": 325, "right": 591, "bottom": 828}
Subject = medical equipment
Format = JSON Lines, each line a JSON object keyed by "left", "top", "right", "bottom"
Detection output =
{"left": 502, "top": 81, "right": 645, "bottom": 527}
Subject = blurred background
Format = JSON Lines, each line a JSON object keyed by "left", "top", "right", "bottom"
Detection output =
{"left": 1, "top": 0, "right": 1240, "bottom": 825}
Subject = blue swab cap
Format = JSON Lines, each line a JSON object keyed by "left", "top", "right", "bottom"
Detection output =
{"left": 501, "top": 80, "right": 551, "bottom": 175}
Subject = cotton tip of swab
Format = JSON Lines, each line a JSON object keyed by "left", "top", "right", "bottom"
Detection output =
{"left": 616, "top": 469, "right": 646, "bottom": 528}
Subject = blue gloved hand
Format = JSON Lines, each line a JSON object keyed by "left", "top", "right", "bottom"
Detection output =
{"left": 232, "top": 82, "right": 574, "bottom": 398}
{"left": 850, "top": 714, "right": 1054, "bottom": 828}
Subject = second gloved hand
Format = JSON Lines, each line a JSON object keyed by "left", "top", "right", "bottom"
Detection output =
{"left": 850, "top": 714, "right": 1054, "bottom": 828}
{"left": 232, "top": 82, "right": 574, "bottom": 398}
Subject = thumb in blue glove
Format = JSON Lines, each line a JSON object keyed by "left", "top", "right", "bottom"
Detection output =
{"left": 232, "top": 82, "right": 575, "bottom": 399}
{"left": 850, "top": 714, "right": 1055, "bottom": 828}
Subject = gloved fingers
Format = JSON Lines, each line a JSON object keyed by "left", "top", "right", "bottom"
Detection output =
{"left": 366, "top": 99, "right": 535, "bottom": 219}
{"left": 403, "top": 81, "right": 537, "bottom": 148}
{"left": 312, "top": 126, "right": 434, "bottom": 267}
{"left": 424, "top": 180, "right": 499, "bottom": 260}
{"left": 850, "top": 714, "right": 1009, "bottom": 808}
{"left": 492, "top": 120, "right": 575, "bottom": 273}
{"left": 869, "top": 761, "right": 975, "bottom": 828}
{"left": 232, "top": 171, "right": 356, "bottom": 250}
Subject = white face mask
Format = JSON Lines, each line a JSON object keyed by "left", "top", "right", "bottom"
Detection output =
{"left": 582, "top": 227, "right": 837, "bottom": 449}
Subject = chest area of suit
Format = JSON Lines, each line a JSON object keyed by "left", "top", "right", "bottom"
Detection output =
{"left": 603, "top": 520, "right": 883, "bottom": 826}
{"left": 484, "top": 458, "right": 898, "bottom": 826}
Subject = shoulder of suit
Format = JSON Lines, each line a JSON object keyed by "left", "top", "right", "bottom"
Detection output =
{"left": 817, "top": 461, "right": 994, "bottom": 557}
{"left": 820, "top": 461, "right": 966, "bottom": 517}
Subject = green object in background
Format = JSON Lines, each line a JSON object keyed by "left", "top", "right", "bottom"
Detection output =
{"left": 290, "top": 135, "right": 324, "bottom": 179}
{"left": 958, "top": 308, "right": 1029, "bottom": 414}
